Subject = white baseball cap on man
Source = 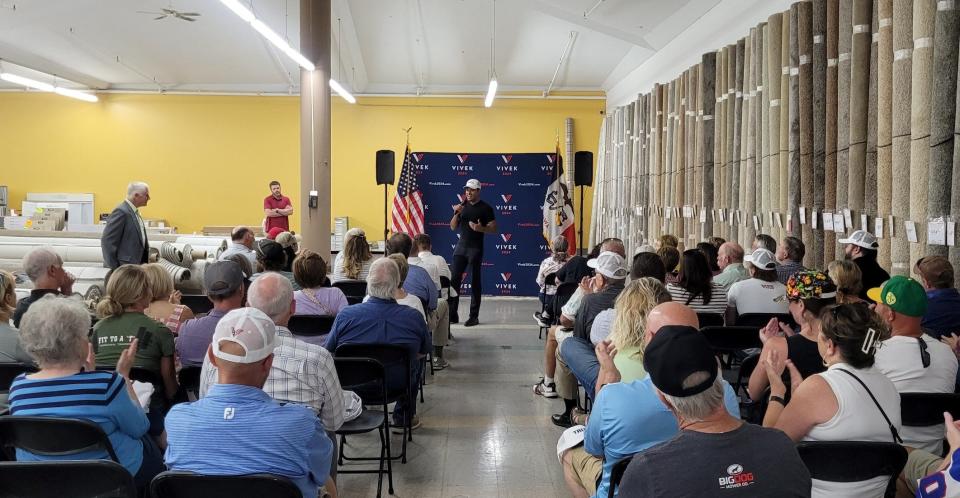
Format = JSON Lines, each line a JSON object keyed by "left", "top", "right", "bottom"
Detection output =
{"left": 838, "top": 229, "right": 879, "bottom": 250}
{"left": 587, "top": 251, "right": 629, "bottom": 279}
{"left": 464, "top": 179, "right": 482, "bottom": 190}
{"left": 744, "top": 248, "right": 777, "bottom": 270}
{"left": 212, "top": 308, "right": 277, "bottom": 364}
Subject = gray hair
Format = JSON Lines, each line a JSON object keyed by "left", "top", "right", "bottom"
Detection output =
{"left": 20, "top": 295, "right": 91, "bottom": 366}
{"left": 660, "top": 371, "right": 725, "bottom": 423}
{"left": 368, "top": 258, "right": 399, "bottom": 299}
{"left": 127, "top": 182, "right": 149, "bottom": 197}
{"left": 22, "top": 247, "right": 62, "bottom": 282}
{"left": 247, "top": 272, "right": 293, "bottom": 322}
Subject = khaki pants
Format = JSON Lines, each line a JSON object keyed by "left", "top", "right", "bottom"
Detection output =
{"left": 565, "top": 446, "right": 602, "bottom": 496}
{"left": 428, "top": 300, "right": 449, "bottom": 348}
{"left": 555, "top": 340, "right": 579, "bottom": 400}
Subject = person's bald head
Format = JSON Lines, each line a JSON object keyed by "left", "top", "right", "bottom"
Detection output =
{"left": 645, "top": 302, "right": 700, "bottom": 344}
{"left": 601, "top": 238, "right": 626, "bottom": 258}
{"left": 717, "top": 242, "right": 744, "bottom": 270}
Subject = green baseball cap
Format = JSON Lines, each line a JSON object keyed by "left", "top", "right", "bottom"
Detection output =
{"left": 867, "top": 275, "right": 928, "bottom": 317}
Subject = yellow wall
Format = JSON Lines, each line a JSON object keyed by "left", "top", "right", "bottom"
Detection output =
{"left": 0, "top": 92, "right": 603, "bottom": 242}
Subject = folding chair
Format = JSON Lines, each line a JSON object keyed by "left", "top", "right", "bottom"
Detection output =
{"left": 696, "top": 313, "right": 725, "bottom": 328}
{"left": 0, "top": 460, "right": 136, "bottom": 498}
{"left": 0, "top": 415, "right": 120, "bottom": 462}
{"left": 700, "top": 326, "right": 762, "bottom": 369}
{"left": 287, "top": 314, "right": 336, "bottom": 337}
{"left": 333, "top": 280, "right": 367, "bottom": 305}
{"left": 150, "top": 471, "right": 301, "bottom": 498}
{"left": 735, "top": 312, "right": 796, "bottom": 329}
{"left": 796, "top": 441, "right": 907, "bottom": 498}
{"left": 545, "top": 282, "right": 579, "bottom": 340}
{"left": 0, "top": 363, "right": 37, "bottom": 391}
{"left": 607, "top": 457, "right": 633, "bottom": 498}
{"left": 179, "top": 295, "right": 213, "bottom": 316}
{"left": 900, "top": 392, "right": 960, "bottom": 456}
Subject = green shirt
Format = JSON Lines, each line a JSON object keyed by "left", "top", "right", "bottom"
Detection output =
{"left": 714, "top": 263, "right": 750, "bottom": 288}
{"left": 92, "top": 312, "right": 174, "bottom": 374}
{"left": 613, "top": 346, "right": 647, "bottom": 383}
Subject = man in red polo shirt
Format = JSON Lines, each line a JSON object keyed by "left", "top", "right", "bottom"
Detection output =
{"left": 263, "top": 180, "right": 293, "bottom": 232}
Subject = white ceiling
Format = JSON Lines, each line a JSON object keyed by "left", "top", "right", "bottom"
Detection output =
{"left": 0, "top": 0, "right": 724, "bottom": 95}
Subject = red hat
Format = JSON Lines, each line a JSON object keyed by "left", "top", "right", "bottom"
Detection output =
{"left": 266, "top": 227, "right": 284, "bottom": 240}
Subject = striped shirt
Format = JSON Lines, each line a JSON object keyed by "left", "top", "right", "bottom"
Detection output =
{"left": 164, "top": 384, "right": 331, "bottom": 498}
{"left": 199, "top": 326, "right": 344, "bottom": 431}
{"left": 331, "top": 252, "right": 373, "bottom": 283}
{"left": 8, "top": 370, "right": 149, "bottom": 476}
{"left": 666, "top": 282, "right": 729, "bottom": 315}
{"left": 776, "top": 260, "right": 806, "bottom": 285}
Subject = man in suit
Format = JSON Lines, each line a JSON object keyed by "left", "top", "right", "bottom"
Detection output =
{"left": 101, "top": 182, "right": 151, "bottom": 269}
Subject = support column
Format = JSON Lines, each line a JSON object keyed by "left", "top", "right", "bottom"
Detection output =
{"left": 300, "top": 0, "right": 332, "bottom": 260}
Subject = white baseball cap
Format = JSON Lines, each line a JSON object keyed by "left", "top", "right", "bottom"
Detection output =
{"left": 464, "top": 179, "right": 482, "bottom": 190}
{"left": 212, "top": 308, "right": 277, "bottom": 364}
{"left": 839, "top": 229, "right": 879, "bottom": 250}
{"left": 587, "top": 251, "right": 629, "bottom": 279}
{"left": 744, "top": 248, "right": 777, "bottom": 270}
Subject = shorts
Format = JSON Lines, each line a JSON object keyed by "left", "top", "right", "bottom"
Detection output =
{"left": 903, "top": 449, "right": 944, "bottom": 494}
{"left": 567, "top": 446, "right": 603, "bottom": 496}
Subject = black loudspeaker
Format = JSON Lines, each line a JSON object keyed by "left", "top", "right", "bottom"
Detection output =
{"left": 574, "top": 151, "right": 594, "bottom": 186}
{"left": 376, "top": 150, "right": 395, "bottom": 185}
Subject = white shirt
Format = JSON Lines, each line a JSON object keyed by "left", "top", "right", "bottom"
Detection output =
{"left": 875, "top": 334, "right": 958, "bottom": 453}
{"left": 418, "top": 251, "right": 453, "bottom": 297}
{"left": 125, "top": 199, "right": 147, "bottom": 244}
{"left": 726, "top": 279, "right": 789, "bottom": 315}
{"left": 408, "top": 256, "right": 441, "bottom": 290}
{"left": 218, "top": 242, "right": 258, "bottom": 269}
{"left": 589, "top": 308, "right": 615, "bottom": 345}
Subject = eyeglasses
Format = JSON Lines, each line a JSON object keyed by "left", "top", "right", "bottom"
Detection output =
{"left": 917, "top": 337, "right": 931, "bottom": 369}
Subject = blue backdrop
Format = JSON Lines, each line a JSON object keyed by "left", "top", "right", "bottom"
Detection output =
{"left": 412, "top": 152, "right": 557, "bottom": 297}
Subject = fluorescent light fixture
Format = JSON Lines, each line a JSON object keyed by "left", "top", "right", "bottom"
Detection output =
{"left": 329, "top": 78, "right": 356, "bottom": 103}
{"left": 484, "top": 78, "right": 498, "bottom": 107}
{"left": 1, "top": 71, "right": 98, "bottom": 102}
{"left": 221, "top": 1, "right": 315, "bottom": 71}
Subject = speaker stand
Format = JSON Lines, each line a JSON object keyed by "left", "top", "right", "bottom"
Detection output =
{"left": 383, "top": 184, "right": 390, "bottom": 242}
{"left": 578, "top": 185, "right": 584, "bottom": 256}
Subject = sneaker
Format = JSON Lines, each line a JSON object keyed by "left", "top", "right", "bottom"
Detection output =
{"left": 533, "top": 379, "right": 558, "bottom": 398}
{"left": 391, "top": 415, "right": 421, "bottom": 433}
{"left": 464, "top": 317, "right": 479, "bottom": 327}
{"left": 432, "top": 357, "right": 449, "bottom": 370}
{"left": 533, "top": 313, "right": 551, "bottom": 328}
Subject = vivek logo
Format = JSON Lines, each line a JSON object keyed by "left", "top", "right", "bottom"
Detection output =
{"left": 413, "top": 153, "right": 424, "bottom": 162}
{"left": 500, "top": 273, "right": 512, "bottom": 282}
{"left": 500, "top": 194, "right": 513, "bottom": 202}
{"left": 496, "top": 272, "right": 517, "bottom": 291}
{"left": 457, "top": 154, "right": 469, "bottom": 164}
{"left": 496, "top": 194, "right": 517, "bottom": 212}
{"left": 501, "top": 154, "right": 512, "bottom": 163}
{"left": 496, "top": 235, "right": 516, "bottom": 252}
{"left": 496, "top": 165, "right": 518, "bottom": 174}
{"left": 547, "top": 154, "right": 556, "bottom": 164}
{"left": 500, "top": 233, "right": 512, "bottom": 242}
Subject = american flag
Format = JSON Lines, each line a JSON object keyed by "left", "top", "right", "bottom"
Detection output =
{"left": 390, "top": 144, "right": 425, "bottom": 235}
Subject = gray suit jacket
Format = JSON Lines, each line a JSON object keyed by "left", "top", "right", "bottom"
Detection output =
{"left": 101, "top": 201, "right": 148, "bottom": 269}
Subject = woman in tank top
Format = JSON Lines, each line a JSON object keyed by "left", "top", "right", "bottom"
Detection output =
{"left": 762, "top": 303, "right": 901, "bottom": 498}
{"left": 747, "top": 270, "right": 837, "bottom": 401}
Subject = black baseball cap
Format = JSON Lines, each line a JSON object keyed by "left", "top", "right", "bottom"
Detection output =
{"left": 204, "top": 261, "right": 244, "bottom": 297}
{"left": 255, "top": 239, "right": 285, "bottom": 264}
{"left": 643, "top": 325, "right": 718, "bottom": 397}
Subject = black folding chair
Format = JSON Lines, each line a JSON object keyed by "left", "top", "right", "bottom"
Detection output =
{"left": 176, "top": 366, "right": 202, "bottom": 402}
{"left": 334, "top": 344, "right": 416, "bottom": 463}
{"left": 734, "top": 352, "right": 760, "bottom": 398}
{"left": 545, "top": 282, "right": 579, "bottom": 340}
{"left": 333, "top": 357, "right": 395, "bottom": 498}
{"left": 900, "top": 392, "right": 960, "bottom": 455}
{"left": 607, "top": 457, "right": 633, "bottom": 498}
{"left": 287, "top": 314, "right": 336, "bottom": 337}
{"left": 333, "top": 280, "right": 367, "bottom": 305}
{"left": 696, "top": 313, "right": 725, "bottom": 328}
{"left": 0, "top": 460, "right": 137, "bottom": 498}
{"left": 150, "top": 471, "right": 301, "bottom": 498}
{"left": 0, "top": 363, "right": 37, "bottom": 391}
{"left": 796, "top": 441, "right": 907, "bottom": 498}
{"left": 440, "top": 275, "right": 452, "bottom": 299}
{"left": 0, "top": 416, "right": 120, "bottom": 462}
{"left": 180, "top": 295, "right": 213, "bottom": 316}
{"left": 700, "top": 326, "right": 762, "bottom": 369}
{"left": 735, "top": 312, "right": 796, "bottom": 329}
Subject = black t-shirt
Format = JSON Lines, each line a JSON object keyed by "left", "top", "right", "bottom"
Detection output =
{"left": 855, "top": 256, "right": 890, "bottom": 302}
{"left": 456, "top": 200, "right": 496, "bottom": 252}
{"left": 618, "top": 423, "right": 811, "bottom": 497}
{"left": 573, "top": 281, "right": 624, "bottom": 341}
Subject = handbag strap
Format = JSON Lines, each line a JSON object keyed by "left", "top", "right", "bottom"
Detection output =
{"left": 836, "top": 368, "right": 903, "bottom": 444}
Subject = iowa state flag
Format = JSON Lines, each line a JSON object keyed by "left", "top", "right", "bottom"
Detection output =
{"left": 542, "top": 147, "right": 576, "bottom": 254}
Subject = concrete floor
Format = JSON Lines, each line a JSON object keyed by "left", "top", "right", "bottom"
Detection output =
{"left": 336, "top": 297, "right": 569, "bottom": 498}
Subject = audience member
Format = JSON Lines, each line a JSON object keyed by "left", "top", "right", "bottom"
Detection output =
{"left": 657, "top": 234, "right": 679, "bottom": 249}
{"left": 725, "top": 248, "right": 788, "bottom": 324}
{"left": 142, "top": 263, "right": 194, "bottom": 334}
{"left": 414, "top": 233, "right": 452, "bottom": 295}
{"left": 902, "top": 412, "right": 960, "bottom": 496}
{"left": 762, "top": 303, "right": 900, "bottom": 498}
{"left": 324, "top": 258, "right": 429, "bottom": 430}
{"left": 0, "top": 269, "right": 33, "bottom": 364}
{"left": 617, "top": 326, "right": 811, "bottom": 497}
{"left": 634, "top": 243, "right": 656, "bottom": 255}
{"left": 839, "top": 229, "right": 890, "bottom": 302}
{"left": 293, "top": 250, "right": 348, "bottom": 317}
{"left": 753, "top": 233, "right": 777, "bottom": 253}
{"left": 388, "top": 233, "right": 448, "bottom": 368}
{"left": 666, "top": 249, "right": 728, "bottom": 315}
{"left": 870, "top": 276, "right": 958, "bottom": 454}
{"left": 560, "top": 302, "right": 740, "bottom": 498}
{"left": 92, "top": 264, "right": 178, "bottom": 403}
{"left": 12, "top": 247, "right": 74, "bottom": 327}
{"left": 9, "top": 296, "right": 164, "bottom": 489}
{"left": 657, "top": 245, "right": 681, "bottom": 284}
{"left": 827, "top": 259, "right": 866, "bottom": 305}
{"left": 776, "top": 236, "right": 807, "bottom": 284}
{"left": 201, "top": 272, "right": 345, "bottom": 434}
{"left": 915, "top": 255, "right": 960, "bottom": 339}
{"left": 177, "top": 261, "right": 245, "bottom": 367}
{"left": 535, "top": 235, "right": 571, "bottom": 327}
{"left": 557, "top": 241, "right": 602, "bottom": 284}
{"left": 273, "top": 231, "right": 299, "bottom": 272}
{"left": 713, "top": 242, "right": 749, "bottom": 288}
{"left": 708, "top": 236, "right": 726, "bottom": 250}
{"left": 332, "top": 228, "right": 373, "bottom": 282}
{"left": 218, "top": 225, "right": 258, "bottom": 269}
{"left": 697, "top": 242, "right": 720, "bottom": 274}
{"left": 629, "top": 252, "right": 667, "bottom": 283}
{"left": 382, "top": 254, "right": 425, "bottom": 320}
{"left": 534, "top": 239, "right": 624, "bottom": 399}
{"left": 165, "top": 307, "right": 335, "bottom": 498}
{"left": 748, "top": 270, "right": 836, "bottom": 401}
{"left": 253, "top": 238, "right": 299, "bottom": 290}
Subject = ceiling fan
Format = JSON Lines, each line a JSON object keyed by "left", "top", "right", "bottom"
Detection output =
{"left": 137, "top": 5, "right": 201, "bottom": 22}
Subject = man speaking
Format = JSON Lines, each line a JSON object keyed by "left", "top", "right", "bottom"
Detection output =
{"left": 101, "top": 182, "right": 151, "bottom": 269}
{"left": 449, "top": 179, "right": 497, "bottom": 327}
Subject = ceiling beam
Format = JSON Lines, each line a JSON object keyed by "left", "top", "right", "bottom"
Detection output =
{"left": 520, "top": 0, "right": 653, "bottom": 50}
{"left": 0, "top": 40, "right": 110, "bottom": 89}
{"left": 332, "top": 0, "right": 368, "bottom": 93}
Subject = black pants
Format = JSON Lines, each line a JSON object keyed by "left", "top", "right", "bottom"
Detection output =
{"left": 449, "top": 247, "right": 483, "bottom": 320}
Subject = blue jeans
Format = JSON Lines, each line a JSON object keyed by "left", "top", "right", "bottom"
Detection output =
{"left": 560, "top": 337, "right": 601, "bottom": 401}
